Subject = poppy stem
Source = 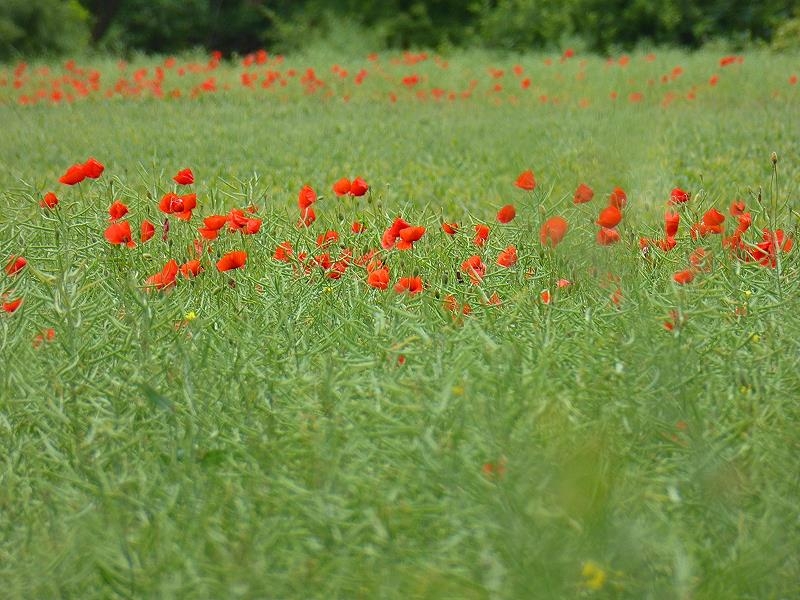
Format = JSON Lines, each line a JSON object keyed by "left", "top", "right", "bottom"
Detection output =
{"left": 769, "top": 152, "right": 783, "bottom": 299}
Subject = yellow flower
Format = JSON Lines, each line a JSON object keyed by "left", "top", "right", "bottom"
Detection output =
{"left": 184, "top": 311, "right": 197, "bottom": 322}
{"left": 581, "top": 561, "right": 607, "bottom": 591}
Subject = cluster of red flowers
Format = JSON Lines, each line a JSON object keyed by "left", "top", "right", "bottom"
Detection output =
{"left": 4, "top": 51, "right": 796, "bottom": 109}
{"left": 5, "top": 162, "right": 794, "bottom": 349}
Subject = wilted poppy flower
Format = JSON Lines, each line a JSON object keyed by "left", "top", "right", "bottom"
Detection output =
{"left": 540, "top": 216, "right": 568, "bottom": 247}
{"left": 173, "top": 168, "right": 194, "bottom": 185}
{"left": 333, "top": 178, "right": 352, "bottom": 196}
{"left": 367, "top": 267, "right": 390, "bottom": 290}
{"left": 673, "top": 269, "right": 695, "bottom": 284}
{"left": 59, "top": 163, "right": 86, "bottom": 185}
{"left": 515, "top": 170, "right": 536, "bottom": 191}
{"left": 609, "top": 187, "right": 627, "bottom": 209}
{"left": 597, "top": 205, "right": 622, "bottom": 228}
{"left": 350, "top": 177, "right": 369, "bottom": 196}
{"left": 557, "top": 278, "right": 572, "bottom": 288}
{"left": 669, "top": 188, "right": 690, "bottom": 204}
{"left": 2, "top": 297, "right": 22, "bottom": 313}
{"left": 473, "top": 224, "right": 490, "bottom": 247}
{"left": 145, "top": 259, "right": 179, "bottom": 291}
{"left": 5, "top": 255, "right": 27, "bottom": 276}
{"left": 573, "top": 183, "right": 594, "bottom": 204}
{"left": 141, "top": 220, "right": 155, "bottom": 243}
{"left": 108, "top": 200, "right": 129, "bottom": 221}
{"left": 497, "top": 245, "right": 517, "bottom": 268}
{"left": 180, "top": 259, "right": 203, "bottom": 279}
{"left": 497, "top": 204, "right": 516, "bottom": 223}
{"left": 217, "top": 250, "right": 247, "bottom": 272}
{"left": 104, "top": 221, "right": 136, "bottom": 248}
{"left": 461, "top": 255, "right": 486, "bottom": 284}
{"left": 82, "top": 157, "right": 104, "bottom": 179}
{"left": 394, "top": 276, "right": 423, "bottom": 294}
{"left": 596, "top": 227, "right": 621, "bottom": 245}
{"left": 442, "top": 222, "right": 459, "bottom": 235}
{"left": 665, "top": 211, "right": 680, "bottom": 238}
{"left": 40, "top": 192, "right": 59, "bottom": 209}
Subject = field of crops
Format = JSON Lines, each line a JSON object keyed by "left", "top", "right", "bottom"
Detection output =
{"left": 1, "top": 48, "right": 799, "bottom": 598}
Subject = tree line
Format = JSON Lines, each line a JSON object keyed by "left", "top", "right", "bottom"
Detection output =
{"left": 2, "top": 0, "right": 799, "bottom": 59}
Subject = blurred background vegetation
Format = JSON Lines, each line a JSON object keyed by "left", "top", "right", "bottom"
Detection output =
{"left": 1, "top": 0, "right": 800, "bottom": 60}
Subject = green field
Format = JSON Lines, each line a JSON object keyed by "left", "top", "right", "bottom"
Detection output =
{"left": 1, "top": 49, "right": 799, "bottom": 598}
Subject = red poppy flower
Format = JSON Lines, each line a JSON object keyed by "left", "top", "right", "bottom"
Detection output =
{"left": 515, "top": 170, "right": 536, "bottom": 191}
{"left": 298, "top": 206, "right": 316, "bottom": 227}
{"left": 557, "top": 278, "right": 572, "bottom": 288}
{"left": 198, "top": 227, "right": 219, "bottom": 241}
{"left": 497, "top": 204, "right": 516, "bottom": 223}
{"left": 673, "top": 269, "right": 695, "bottom": 285}
{"left": 59, "top": 163, "right": 86, "bottom": 185}
{"left": 104, "top": 221, "right": 136, "bottom": 248}
{"left": 159, "top": 192, "right": 197, "bottom": 219}
{"left": 5, "top": 255, "right": 27, "bottom": 276}
{"left": 180, "top": 259, "right": 203, "bottom": 279}
{"left": 609, "top": 187, "right": 627, "bottom": 209}
{"left": 730, "top": 200, "right": 746, "bottom": 216}
{"left": 397, "top": 225, "right": 426, "bottom": 250}
{"left": 244, "top": 218, "right": 262, "bottom": 235}
{"left": 749, "top": 229, "right": 793, "bottom": 268}
{"left": 461, "top": 255, "right": 486, "bottom": 284}
{"left": 141, "top": 220, "right": 155, "bottom": 243}
{"left": 540, "top": 289, "right": 551, "bottom": 304}
{"left": 394, "top": 276, "right": 423, "bottom": 294}
{"left": 78, "top": 158, "right": 102, "bottom": 180}
{"left": 573, "top": 183, "right": 594, "bottom": 204}
{"left": 702, "top": 208, "right": 725, "bottom": 227}
{"left": 333, "top": 177, "right": 351, "bottom": 196}
{"left": 203, "top": 215, "right": 228, "bottom": 230}
{"left": 665, "top": 211, "right": 680, "bottom": 238}
{"left": 540, "top": 216, "right": 568, "bottom": 247}
{"left": 145, "top": 259, "right": 179, "bottom": 291}
{"left": 669, "top": 188, "right": 690, "bottom": 204}
{"left": 596, "top": 227, "right": 621, "bottom": 245}
{"left": 40, "top": 192, "right": 59, "bottom": 208}
{"left": 217, "top": 250, "right": 247, "bottom": 272}
{"left": 2, "top": 297, "right": 22, "bottom": 313}
{"left": 367, "top": 267, "right": 390, "bottom": 290}
{"left": 381, "top": 216, "right": 412, "bottom": 250}
{"left": 108, "top": 200, "right": 129, "bottom": 221}
{"left": 441, "top": 222, "right": 459, "bottom": 235}
{"left": 351, "top": 221, "right": 365, "bottom": 233}
{"left": 298, "top": 185, "right": 317, "bottom": 210}
{"left": 173, "top": 168, "right": 194, "bottom": 185}
{"left": 274, "top": 242, "right": 293, "bottom": 262}
{"left": 597, "top": 205, "right": 622, "bottom": 229}
{"left": 32, "top": 327, "right": 56, "bottom": 348}
{"left": 473, "top": 224, "right": 490, "bottom": 247}
{"left": 350, "top": 177, "right": 369, "bottom": 196}
{"left": 497, "top": 245, "right": 518, "bottom": 268}
{"left": 317, "top": 230, "right": 340, "bottom": 247}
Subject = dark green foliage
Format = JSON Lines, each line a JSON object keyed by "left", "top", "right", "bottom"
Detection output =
{"left": 0, "top": 0, "right": 90, "bottom": 60}
{"left": 2, "top": 0, "right": 799, "bottom": 58}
